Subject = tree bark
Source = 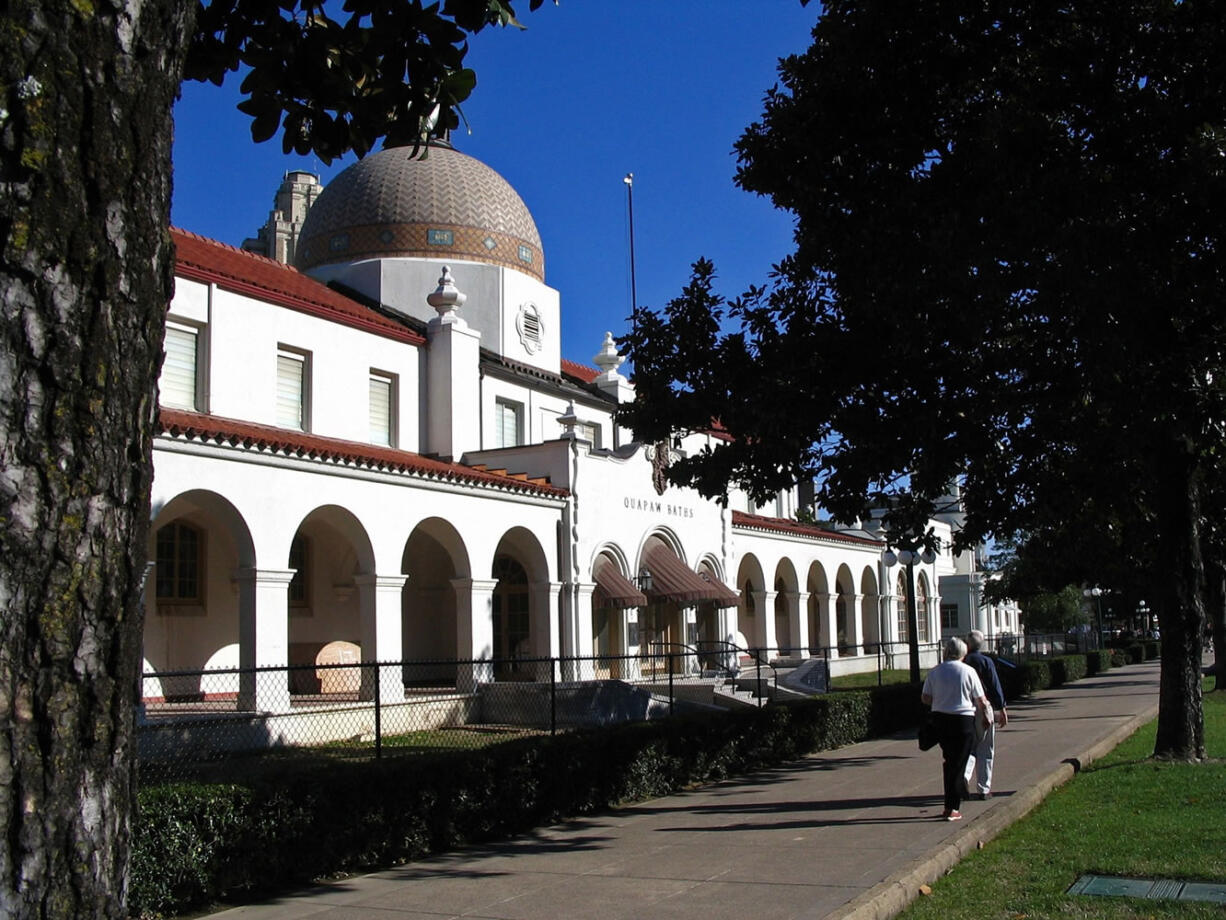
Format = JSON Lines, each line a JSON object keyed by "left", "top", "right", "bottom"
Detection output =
{"left": 1153, "top": 454, "right": 1206, "bottom": 760}
{"left": 0, "top": 1, "right": 193, "bottom": 915}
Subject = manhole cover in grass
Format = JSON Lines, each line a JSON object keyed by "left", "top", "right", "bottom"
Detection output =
{"left": 1069, "top": 875, "right": 1226, "bottom": 905}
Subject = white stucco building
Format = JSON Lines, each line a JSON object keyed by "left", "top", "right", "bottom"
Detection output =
{"left": 145, "top": 141, "right": 1017, "bottom": 713}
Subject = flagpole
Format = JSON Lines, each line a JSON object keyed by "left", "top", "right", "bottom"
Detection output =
{"left": 624, "top": 173, "right": 637, "bottom": 326}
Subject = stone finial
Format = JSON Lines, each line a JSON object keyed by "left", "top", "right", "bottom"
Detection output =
{"left": 593, "top": 331, "right": 625, "bottom": 380}
{"left": 427, "top": 265, "right": 467, "bottom": 319}
{"left": 558, "top": 401, "right": 579, "bottom": 439}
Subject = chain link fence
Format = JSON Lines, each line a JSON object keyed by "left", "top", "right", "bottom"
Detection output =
{"left": 137, "top": 632, "right": 1077, "bottom": 785}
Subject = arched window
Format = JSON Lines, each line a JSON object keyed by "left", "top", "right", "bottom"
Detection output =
{"left": 896, "top": 573, "right": 909, "bottom": 642}
{"left": 917, "top": 578, "right": 930, "bottom": 643}
{"left": 155, "top": 521, "right": 203, "bottom": 604}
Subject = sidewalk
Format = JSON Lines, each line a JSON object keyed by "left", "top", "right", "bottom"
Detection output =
{"left": 203, "top": 660, "right": 1162, "bottom": 920}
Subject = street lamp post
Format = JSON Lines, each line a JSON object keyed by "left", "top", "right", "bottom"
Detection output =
{"left": 1083, "top": 587, "right": 1103, "bottom": 649}
{"left": 884, "top": 547, "right": 937, "bottom": 683}
{"left": 1136, "top": 600, "right": 1150, "bottom": 637}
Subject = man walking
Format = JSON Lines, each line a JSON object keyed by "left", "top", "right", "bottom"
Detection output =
{"left": 964, "top": 629, "right": 1007, "bottom": 799}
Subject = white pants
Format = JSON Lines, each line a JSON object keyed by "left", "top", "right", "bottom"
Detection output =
{"left": 964, "top": 719, "right": 996, "bottom": 794}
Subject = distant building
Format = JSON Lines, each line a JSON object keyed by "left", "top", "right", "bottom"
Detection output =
{"left": 241, "top": 169, "right": 322, "bottom": 265}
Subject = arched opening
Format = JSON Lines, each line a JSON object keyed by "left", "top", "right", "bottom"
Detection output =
{"left": 591, "top": 549, "right": 644, "bottom": 677}
{"left": 735, "top": 554, "right": 766, "bottom": 649}
{"left": 492, "top": 555, "right": 531, "bottom": 679}
{"left": 836, "top": 565, "right": 855, "bottom": 655}
{"left": 860, "top": 567, "right": 881, "bottom": 655}
{"left": 285, "top": 505, "right": 373, "bottom": 697}
{"left": 144, "top": 490, "right": 254, "bottom": 704}
{"left": 807, "top": 562, "right": 830, "bottom": 655}
{"left": 401, "top": 517, "right": 469, "bottom": 687}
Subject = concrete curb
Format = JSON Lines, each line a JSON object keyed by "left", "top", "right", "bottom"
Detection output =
{"left": 823, "top": 700, "right": 1161, "bottom": 920}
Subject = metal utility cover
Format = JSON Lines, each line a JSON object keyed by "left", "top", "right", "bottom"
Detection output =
{"left": 1069, "top": 875, "right": 1226, "bottom": 905}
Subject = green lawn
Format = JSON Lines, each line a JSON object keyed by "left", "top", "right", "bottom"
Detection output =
{"left": 900, "top": 688, "right": 1226, "bottom": 920}
{"left": 830, "top": 668, "right": 921, "bottom": 690}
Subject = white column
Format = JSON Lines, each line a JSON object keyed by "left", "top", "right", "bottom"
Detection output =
{"left": 821, "top": 593, "right": 839, "bottom": 659}
{"left": 927, "top": 591, "right": 942, "bottom": 645}
{"left": 425, "top": 268, "right": 481, "bottom": 460}
{"left": 235, "top": 567, "right": 294, "bottom": 712}
{"left": 356, "top": 573, "right": 407, "bottom": 702}
{"left": 454, "top": 576, "right": 498, "bottom": 690}
{"left": 849, "top": 594, "right": 865, "bottom": 654}
{"left": 761, "top": 589, "right": 779, "bottom": 656}
{"left": 571, "top": 582, "right": 597, "bottom": 680}
{"left": 530, "top": 580, "right": 564, "bottom": 681}
{"left": 795, "top": 591, "right": 811, "bottom": 655}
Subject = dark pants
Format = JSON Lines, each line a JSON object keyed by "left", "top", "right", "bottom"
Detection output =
{"left": 934, "top": 711, "right": 975, "bottom": 812}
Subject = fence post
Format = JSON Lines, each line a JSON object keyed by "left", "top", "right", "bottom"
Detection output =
{"left": 756, "top": 649, "right": 763, "bottom": 707}
{"left": 668, "top": 652, "right": 675, "bottom": 716}
{"left": 551, "top": 657, "right": 557, "bottom": 735}
{"left": 373, "top": 661, "right": 382, "bottom": 761}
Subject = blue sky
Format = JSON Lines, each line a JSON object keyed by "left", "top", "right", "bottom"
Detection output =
{"left": 172, "top": 2, "right": 822, "bottom": 369}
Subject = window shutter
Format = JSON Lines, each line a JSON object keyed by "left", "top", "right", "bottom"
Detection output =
{"left": 369, "top": 374, "right": 392, "bottom": 446}
{"left": 496, "top": 400, "right": 521, "bottom": 448}
{"left": 160, "top": 324, "right": 198, "bottom": 410}
{"left": 276, "top": 351, "right": 306, "bottom": 430}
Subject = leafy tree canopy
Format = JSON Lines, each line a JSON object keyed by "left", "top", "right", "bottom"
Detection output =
{"left": 1019, "top": 585, "right": 1091, "bottom": 634}
{"left": 186, "top": 0, "right": 551, "bottom": 161}
{"left": 622, "top": 0, "right": 1226, "bottom": 552}
{"left": 620, "top": 0, "right": 1225, "bottom": 758}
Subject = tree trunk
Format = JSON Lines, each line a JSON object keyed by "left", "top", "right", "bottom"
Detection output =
{"left": 1153, "top": 455, "right": 1206, "bottom": 760}
{"left": 0, "top": 1, "right": 193, "bottom": 915}
{"left": 1206, "top": 552, "right": 1226, "bottom": 692}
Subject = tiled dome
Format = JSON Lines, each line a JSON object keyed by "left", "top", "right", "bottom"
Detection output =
{"left": 296, "top": 143, "right": 544, "bottom": 281}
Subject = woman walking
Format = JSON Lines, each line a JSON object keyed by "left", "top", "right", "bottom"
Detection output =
{"left": 921, "top": 637, "right": 988, "bottom": 821}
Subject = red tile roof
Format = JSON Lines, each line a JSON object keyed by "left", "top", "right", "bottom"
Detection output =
{"left": 171, "top": 229, "right": 424, "bottom": 346}
{"left": 156, "top": 408, "right": 566, "bottom": 498}
{"left": 560, "top": 358, "right": 600, "bottom": 384}
{"left": 731, "top": 511, "right": 884, "bottom": 547}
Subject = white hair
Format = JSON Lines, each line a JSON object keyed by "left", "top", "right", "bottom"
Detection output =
{"left": 944, "top": 636, "right": 967, "bottom": 661}
{"left": 966, "top": 629, "right": 985, "bottom": 652}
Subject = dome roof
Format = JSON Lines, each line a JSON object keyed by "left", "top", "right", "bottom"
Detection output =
{"left": 296, "top": 143, "right": 544, "bottom": 281}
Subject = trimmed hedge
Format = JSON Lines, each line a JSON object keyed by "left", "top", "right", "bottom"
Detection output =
{"left": 129, "top": 654, "right": 1110, "bottom": 918}
{"left": 132, "top": 687, "right": 925, "bottom": 917}
{"left": 1086, "top": 649, "right": 1111, "bottom": 676}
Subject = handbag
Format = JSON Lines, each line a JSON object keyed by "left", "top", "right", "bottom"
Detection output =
{"left": 918, "top": 714, "right": 939, "bottom": 751}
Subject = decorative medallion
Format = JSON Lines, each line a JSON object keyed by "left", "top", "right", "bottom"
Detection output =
{"left": 483, "top": 236, "right": 497, "bottom": 250}
{"left": 650, "top": 441, "right": 671, "bottom": 496}
{"left": 515, "top": 302, "right": 543, "bottom": 354}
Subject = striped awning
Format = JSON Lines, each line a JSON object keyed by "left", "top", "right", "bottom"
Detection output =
{"left": 643, "top": 544, "right": 739, "bottom": 609}
{"left": 593, "top": 563, "right": 647, "bottom": 609}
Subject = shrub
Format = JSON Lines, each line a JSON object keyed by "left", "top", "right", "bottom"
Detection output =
{"left": 1061, "top": 654, "right": 1088, "bottom": 683}
{"left": 1126, "top": 643, "right": 1145, "bottom": 664}
{"left": 132, "top": 687, "right": 910, "bottom": 918}
{"left": 1021, "top": 660, "right": 1053, "bottom": 695}
{"left": 1085, "top": 649, "right": 1111, "bottom": 675}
